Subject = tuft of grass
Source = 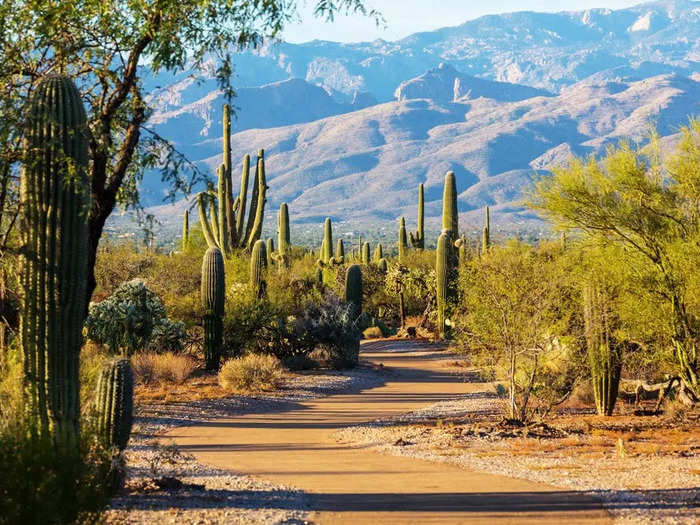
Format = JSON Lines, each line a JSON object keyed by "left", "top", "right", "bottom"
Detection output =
{"left": 218, "top": 354, "right": 284, "bottom": 393}
{"left": 131, "top": 352, "right": 196, "bottom": 385}
{"left": 363, "top": 326, "right": 383, "bottom": 339}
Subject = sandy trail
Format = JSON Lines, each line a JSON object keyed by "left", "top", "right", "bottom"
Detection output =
{"left": 168, "top": 340, "right": 611, "bottom": 523}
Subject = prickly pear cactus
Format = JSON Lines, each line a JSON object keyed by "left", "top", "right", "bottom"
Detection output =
{"left": 20, "top": 75, "right": 90, "bottom": 446}
{"left": 95, "top": 357, "right": 134, "bottom": 451}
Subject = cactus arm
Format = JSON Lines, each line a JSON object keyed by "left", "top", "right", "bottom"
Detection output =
{"left": 217, "top": 164, "right": 229, "bottom": 255}
{"left": 243, "top": 152, "right": 262, "bottom": 246}
{"left": 235, "top": 154, "right": 250, "bottom": 245}
{"left": 410, "top": 183, "right": 425, "bottom": 249}
{"left": 197, "top": 193, "right": 219, "bottom": 249}
{"left": 222, "top": 105, "right": 236, "bottom": 249}
{"left": 246, "top": 151, "right": 267, "bottom": 250}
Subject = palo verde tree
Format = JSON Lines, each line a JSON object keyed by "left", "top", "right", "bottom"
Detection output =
{"left": 528, "top": 122, "right": 700, "bottom": 402}
{"left": 0, "top": 0, "right": 381, "bottom": 309}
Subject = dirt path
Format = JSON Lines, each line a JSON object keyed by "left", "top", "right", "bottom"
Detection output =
{"left": 168, "top": 340, "right": 611, "bottom": 523}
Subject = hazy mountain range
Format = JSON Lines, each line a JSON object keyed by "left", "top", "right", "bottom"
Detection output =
{"left": 126, "top": 0, "right": 700, "bottom": 235}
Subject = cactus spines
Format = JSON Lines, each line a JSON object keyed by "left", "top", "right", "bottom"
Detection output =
{"left": 442, "top": 171, "right": 459, "bottom": 238}
{"left": 583, "top": 284, "right": 623, "bottom": 416}
{"left": 374, "top": 243, "right": 383, "bottom": 262}
{"left": 250, "top": 239, "right": 268, "bottom": 299}
{"left": 95, "top": 358, "right": 134, "bottom": 451}
{"left": 378, "top": 258, "right": 388, "bottom": 274}
{"left": 482, "top": 205, "right": 490, "bottom": 253}
{"left": 277, "top": 202, "right": 291, "bottom": 267}
{"left": 398, "top": 217, "right": 408, "bottom": 261}
{"left": 20, "top": 75, "right": 90, "bottom": 446}
{"left": 321, "top": 217, "right": 333, "bottom": 264}
{"left": 345, "top": 265, "right": 363, "bottom": 320}
{"left": 358, "top": 242, "right": 369, "bottom": 265}
{"left": 409, "top": 183, "right": 425, "bottom": 249}
{"left": 436, "top": 232, "right": 449, "bottom": 339}
{"left": 201, "top": 246, "right": 225, "bottom": 370}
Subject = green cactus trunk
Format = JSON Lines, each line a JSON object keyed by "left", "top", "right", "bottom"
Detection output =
{"left": 277, "top": 202, "right": 291, "bottom": 267}
{"left": 201, "top": 247, "right": 225, "bottom": 370}
{"left": 266, "top": 238, "right": 275, "bottom": 268}
{"left": 95, "top": 357, "right": 134, "bottom": 451}
{"left": 583, "top": 284, "right": 623, "bottom": 416}
{"left": 245, "top": 151, "right": 267, "bottom": 251}
{"left": 345, "top": 264, "right": 363, "bottom": 321}
{"left": 335, "top": 238, "right": 345, "bottom": 264}
{"left": 20, "top": 75, "right": 90, "bottom": 448}
{"left": 482, "top": 206, "right": 490, "bottom": 254}
{"left": 182, "top": 210, "right": 190, "bottom": 251}
{"left": 216, "top": 164, "right": 230, "bottom": 254}
{"left": 321, "top": 218, "right": 333, "bottom": 264}
{"left": 378, "top": 258, "right": 388, "bottom": 274}
{"left": 409, "top": 183, "right": 425, "bottom": 249}
{"left": 436, "top": 232, "right": 449, "bottom": 339}
{"left": 222, "top": 104, "right": 236, "bottom": 249}
{"left": 442, "top": 172, "right": 459, "bottom": 239}
{"left": 398, "top": 217, "right": 408, "bottom": 261}
{"left": 374, "top": 243, "right": 383, "bottom": 262}
{"left": 235, "top": 154, "right": 250, "bottom": 243}
{"left": 361, "top": 242, "right": 371, "bottom": 265}
{"left": 250, "top": 239, "right": 268, "bottom": 299}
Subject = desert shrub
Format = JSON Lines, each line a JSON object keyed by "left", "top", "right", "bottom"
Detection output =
{"left": 131, "top": 352, "right": 196, "bottom": 384}
{"left": 93, "top": 241, "right": 156, "bottom": 301}
{"left": 147, "top": 318, "right": 187, "bottom": 353}
{"left": 80, "top": 342, "right": 109, "bottom": 413}
{"left": 85, "top": 279, "right": 185, "bottom": 356}
{"left": 363, "top": 326, "right": 383, "bottom": 339}
{"left": 218, "top": 354, "right": 284, "bottom": 393}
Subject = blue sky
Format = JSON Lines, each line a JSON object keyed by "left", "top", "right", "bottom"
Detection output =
{"left": 282, "top": 0, "right": 646, "bottom": 43}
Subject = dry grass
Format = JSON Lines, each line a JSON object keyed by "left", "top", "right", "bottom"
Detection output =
{"left": 363, "top": 326, "right": 384, "bottom": 339}
{"left": 218, "top": 354, "right": 284, "bottom": 393}
{"left": 131, "top": 352, "right": 197, "bottom": 385}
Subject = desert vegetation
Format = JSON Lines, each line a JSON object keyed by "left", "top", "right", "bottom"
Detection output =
{"left": 0, "top": 1, "right": 698, "bottom": 523}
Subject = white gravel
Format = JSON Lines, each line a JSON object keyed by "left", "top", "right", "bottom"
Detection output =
{"left": 335, "top": 394, "right": 700, "bottom": 524}
{"left": 105, "top": 365, "right": 386, "bottom": 524}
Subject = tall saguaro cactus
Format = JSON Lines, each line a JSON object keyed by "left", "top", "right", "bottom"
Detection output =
{"left": 182, "top": 210, "right": 190, "bottom": 251}
{"left": 276, "top": 202, "right": 291, "bottom": 268}
{"left": 398, "top": 217, "right": 408, "bottom": 261}
{"left": 374, "top": 243, "right": 383, "bottom": 262}
{"left": 320, "top": 217, "right": 333, "bottom": 265}
{"left": 201, "top": 247, "right": 225, "bottom": 370}
{"left": 409, "top": 183, "right": 425, "bottom": 249}
{"left": 334, "top": 238, "right": 345, "bottom": 265}
{"left": 436, "top": 232, "right": 449, "bottom": 339}
{"left": 345, "top": 265, "right": 363, "bottom": 321}
{"left": 442, "top": 171, "right": 459, "bottom": 239}
{"left": 250, "top": 239, "right": 268, "bottom": 299}
{"left": 20, "top": 76, "right": 90, "bottom": 447}
{"left": 362, "top": 242, "right": 371, "bottom": 265}
{"left": 197, "top": 104, "right": 267, "bottom": 254}
{"left": 95, "top": 358, "right": 134, "bottom": 451}
{"left": 482, "top": 206, "right": 490, "bottom": 254}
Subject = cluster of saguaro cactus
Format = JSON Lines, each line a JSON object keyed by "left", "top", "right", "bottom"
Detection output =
{"left": 250, "top": 240, "right": 268, "bottom": 299}
{"left": 345, "top": 265, "right": 363, "bottom": 321}
{"left": 196, "top": 104, "right": 267, "bottom": 255}
{"left": 482, "top": 205, "right": 490, "bottom": 254}
{"left": 409, "top": 183, "right": 425, "bottom": 249}
{"left": 398, "top": 217, "right": 408, "bottom": 261}
{"left": 583, "top": 284, "right": 623, "bottom": 416}
{"left": 201, "top": 247, "right": 225, "bottom": 370}
{"left": 95, "top": 358, "right": 134, "bottom": 451}
{"left": 20, "top": 76, "right": 90, "bottom": 447}
{"left": 435, "top": 171, "right": 459, "bottom": 338}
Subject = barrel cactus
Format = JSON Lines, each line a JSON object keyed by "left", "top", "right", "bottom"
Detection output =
{"left": 398, "top": 217, "right": 408, "bottom": 261}
{"left": 201, "top": 246, "right": 225, "bottom": 370}
{"left": 345, "top": 265, "right": 363, "bottom": 321}
{"left": 20, "top": 75, "right": 90, "bottom": 446}
{"left": 409, "top": 183, "right": 425, "bottom": 249}
{"left": 250, "top": 239, "right": 268, "bottom": 299}
{"left": 95, "top": 358, "right": 134, "bottom": 451}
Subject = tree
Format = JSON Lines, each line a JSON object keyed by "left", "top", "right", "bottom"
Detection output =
{"left": 455, "top": 241, "right": 578, "bottom": 422}
{"left": 528, "top": 122, "right": 700, "bottom": 401}
{"left": 0, "top": 0, "right": 380, "bottom": 307}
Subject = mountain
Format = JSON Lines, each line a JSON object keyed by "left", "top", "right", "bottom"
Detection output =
{"left": 141, "top": 72, "right": 700, "bottom": 234}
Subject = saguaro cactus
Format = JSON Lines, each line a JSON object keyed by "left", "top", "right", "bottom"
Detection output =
{"left": 409, "top": 183, "right": 425, "bottom": 249}
{"left": 345, "top": 265, "right": 363, "bottom": 321}
{"left": 378, "top": 258, "right": 388, "bottom": 274}
{"left": 20, "top": 75, "right": 90, "bottom": 446}
{"left": 95, "top": 358, "right": 134, "bottom": 451}
{"left": 333, "top": 238, "right": 345, "bottom": 265}
{"left": 266, "top": 238, "right": 275, "bottom": 268}
{"left": 374, "top": 243, "right": 383, "bottom": 262}
{"left": 319, "top": 217, "right": 333, "bottom": 266}
{"left": 276, "top": 202, "right": 291, "bottom": 268}
{"left": 201, "top": 247, "right": 225, "bottom": 370}
{"left": 182, "top": 209, "right": 190, "bottom": 251}
{"left": 482, "top": 206, "right": 490, "bottom": 254}
{"left": 442, "top": 172, "right": 459, "bottom": 239}
{"left": 362, "top": 242, "right": 371, "bottom": 265}
{"left": 250, "top": 239, "right": 268, "bottom": 299}
{"left": 583, "top": 284, "right": 623, "bottom": 416}
{"left": 398, "top": 217, "right": 408, "bottom": 261}
{"left": 436, "top": 232, "right": 449, "bottom": 339}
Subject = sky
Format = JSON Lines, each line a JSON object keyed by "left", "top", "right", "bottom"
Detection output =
{"left": 282, "top": 0, "right": 648, "bottom": 43}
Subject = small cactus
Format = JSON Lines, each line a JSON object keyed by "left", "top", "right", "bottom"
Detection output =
{"left": 277, "top": 203, "right": 291, "bottom": 267}
{"left": 409, "top": 183, "right": 425, "bottom": 249}
{"left": 374, "top": 243, "right": 383, "bottom": 262}
{"left": 201, "top": 247, "right": 225, "bottom": 370}
{"left": 345, "top": 265, "right": 363, "bottom": 321}
{"left": 332, "top": 238, "right": 345, "bottom": 265}
{"left": 250, "top": 239, "right": 268, "bottom": 299}
{"left": 362, "top": 242, "right": 371, "bottom": 265}
{"left": 95, "top": 357, "right": 134, "bottom": 451}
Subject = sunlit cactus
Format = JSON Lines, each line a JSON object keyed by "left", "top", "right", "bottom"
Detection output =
{"left": 409, "top": 183, "right": 425, "bottom": 249}
{"left": 201, "top": 246, "right": 225, "bottom": 370}
{"left": 345, "top": 265, "right": 363, "bottom": 320}
{"left": 398, "top": 217, "right": 408, "bottom": 261}
{"left": 250, "top": 239, "right": 268, "bottom": 299}
{"left": 95, "top": 358, "right": 134, "bottom": 451}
